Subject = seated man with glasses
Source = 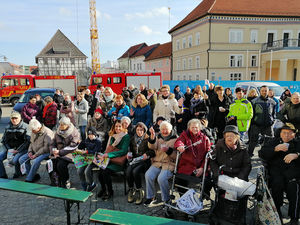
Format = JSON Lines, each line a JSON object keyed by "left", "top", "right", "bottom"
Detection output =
{"left": 0, "top": 111, "right": 30, "bottom": 179}
{"left": 259, "top": 123, "right": 300, "bottom": 225}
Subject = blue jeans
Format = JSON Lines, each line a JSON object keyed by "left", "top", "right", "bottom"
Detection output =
{"left": 79, "top": 126, "right": 86, "bottom": 141}
{"left": 145, "top": 166, "right": 173, "bottom": 202}
{"left": 0, "top": 148, "right": 26, "bottom": 177}
{"left": 19, "top": 153, "right": 49, "bottom": 181}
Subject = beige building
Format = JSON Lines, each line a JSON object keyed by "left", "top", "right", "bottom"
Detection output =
{"left": 169, "top": 0, "right": 300, "bottom": 81}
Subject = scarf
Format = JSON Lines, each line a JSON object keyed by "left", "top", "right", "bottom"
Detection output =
{"left": 115, "top": 103, "right": 125, "bottom": 115}
{"left": 43, "top": 102, "right": 54, "bottom": 118}
{"left": 159, "top": 130, "right": 176, "bottom": 142}
{"left": 162, "top": 95, "right": 169, "bottom": 100}
{"left": 147, "top": 93, "right": 153, "bottom": 100}
{"left": 103, "top": 94, "right": 113, "bottom": 102}
{"left": 190, "top": 97, "right": 203, "bottom": 113}
{"left": 134, "top": 134, "right": 145, "bottom": 153}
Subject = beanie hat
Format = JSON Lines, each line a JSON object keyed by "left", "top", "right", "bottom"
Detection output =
{"left": 94, "top": 108, "right": 103, "bottom": 115}
{"left": 87, "top": 127, "right": 98, "bottom": 136}
{"left": 223, "top": 125, "right": 239, "bottom": 135}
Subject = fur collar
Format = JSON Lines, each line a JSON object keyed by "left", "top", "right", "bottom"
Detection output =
{"left": 131, "top": 96, "right": 148, "bottom": 108}
{"left": 158, "top": 93, "right": 175, "bottom": 100}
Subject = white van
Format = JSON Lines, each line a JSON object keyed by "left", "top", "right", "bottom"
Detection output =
{"left": 234, "top": 82, "right": 284, "bottom": 99}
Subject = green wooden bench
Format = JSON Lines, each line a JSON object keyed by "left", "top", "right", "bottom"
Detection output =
{"left": 90, "top": 208, "right": 205, "bottom": 225}
{"left": 0, "top": 178, "right": 92, "bottom": 225}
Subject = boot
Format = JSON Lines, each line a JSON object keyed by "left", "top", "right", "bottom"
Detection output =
{"left": 127, "top": 188, "right": 135, "bottom": 203}
{"left": 81, "top": 182, "right": 88, "bottom": 191}
{"left": 135, "top": 188, "right": 144, "bottom": 205}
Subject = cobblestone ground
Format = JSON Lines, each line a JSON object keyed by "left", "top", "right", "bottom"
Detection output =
{"left": 0, "top": 105, "right": 292, "bottom": 224}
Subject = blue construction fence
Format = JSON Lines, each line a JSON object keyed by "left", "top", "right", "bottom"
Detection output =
{"left": 163, "top": 80, "right": 300, "bottom": 93}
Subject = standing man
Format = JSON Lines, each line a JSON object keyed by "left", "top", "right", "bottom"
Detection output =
{"left": 248, "top": 85, "right": 276, "bottom": 157}
{"left": 140, "top": 84, "right": 148, "bottom": 98}
{"left": 227, "top": 87, "right": 253, "bottom": 141}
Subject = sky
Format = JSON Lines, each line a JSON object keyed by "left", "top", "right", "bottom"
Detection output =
{"left": 0, "top": 0, "right": 201, "bottom": 66}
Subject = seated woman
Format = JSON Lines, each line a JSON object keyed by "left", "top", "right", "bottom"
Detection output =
{"left": 76, "top": 127, "right": 102, "bottom": 191}
{"left": 126, "top": 122, "right": 154, "bottom": 205}
{"left": 210, "top": 125, "right": 251, "bottom": 224}
{"left": 49, "top": 117, "right": 81, "bottom": 188}
{"left": 19, "top": 119, "right": 54, "bottom": 182}
{"left": 107, "top": 95, "right": 130, "bottom": 121}
{"left": 210, "top": 125, "right": 251, "bottom": 181}
{"left": 144, "top": 121, "right": 178, "bottom": 205}
{"left": 95, "top": 120, "right": 130, "bottom": 200}
{"left": 21, "top": 95, "right": 41, "bottom": 123}
{"left": 174, "top": 119, "right": 211, "bottom": 195}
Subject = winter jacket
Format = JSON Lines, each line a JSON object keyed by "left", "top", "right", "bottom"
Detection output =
{"left": 148, "top": 130, "right": 178, "bottom": 171}
{"left": 21, "top": 103, "right": 41, "bottom": 123}
{"left": 60, "top": 101, "right": 76, "bottom": 126}
{"left": 53, "top": 94, "right": 64, "bottom": 110}
{"left": 43, "top": 102, "right": 58, "bottom": 128}
{"left": 183, "top": 92, "right": 193, "bottom": 109}
{"left": 78, "top": 137, "right": 102, "bottom": 155}
{"left": 174, "top": 130, "right": 211, "bottom": 175}
{"left": 259, "top": 137, "right": 300, "bottom": 181}
{"left": 74, "top": 98, "right": 89, "bottom": 127}
{"left": 131, "top": 96, "right": 152, "bottom": 127}
{"left": 210, "top": 138, "right": 251, "bottom": 181}
{"left": 99, "top": 93, "right": 116, "bottom": 113}
{"left": 140, "top": 89, "right": 148, "bottom": 98}
{"left": 251, "top": 96, "right": 276, "bottom": 127}
{"left": 106, "top": 134, "right": 130, "bottom": 172}
{"left": 174, "top": 90, "right": 184, "bottom": 101}
{"left": 209, "top": 95, "right": 231, "bottom": 128}
{"left": 84, "top": 94, "right": 94, "bottom": 116}
{"left": 190, "top": 97, "right": 208, "bottom": 119}
{"left": 86, "top": 116, "right": 109, "bottom": 139}
{"left": 147, "top": 94, "right": 157, "bottom": 113}
{"left": 28, "top": 125, "right": 54, "bottom": 156}
{"left": 108, "top": 103, "right": 130, "bottom": 120}
{"left": 51, "top": 123, "right": 81, "bottom": 162}
{"left": 129, "top": 134, "right": 153, "bottom": 158}
{"left": 1, "top": 121, "right": 30, "bottom": 153}
{"left": 153, "top": 94, "right": 183, "bottom": 122}
{"left": 277, "top": 102, "right": 300, "bottom": 130}
{"left": 227, "top": 98, "right": 253, "bottom": 132}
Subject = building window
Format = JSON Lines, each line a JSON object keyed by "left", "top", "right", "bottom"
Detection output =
{"left": 250, "top": 72, "right": 256, "bottom": 80}
{"left": 211, "top": 72, "right": 216, "bottom": 81}
{"left": 176, "top": 60, "right": 180, "bottom": 70}
{"left": 189, "top": 75, "right": 192, "bottom": 80}
{"left": 195, "top": 32, "right": 200, "bottom": 46}
{"left": 183, "top": 75, "right": 186, "bottom": 80}
{"left": 230, "top": 73, "right": 242, "bottom": 80}
{"left": 196, "top": 56, "right": 200, "bottom": 69}
{"left": 196, "top": 74, "right": 200, "bottom": 80}
{"left": 230, "top": 55, "right": 243, "bottom": 67}
{"left": 113, "top": 77, "right": 122, "bottom": 84}
{"left": 176, "top": 40, "right": 180, "bottom": 50}
{"left": 43, "top": 58, "right": 48, "bottom": 65}
{"left": 177, "top": 75, "right": 180, "bottom": 80}
{"left": 134, "top": 64, "right": 136, "bottom": 70}
{"left": 188, "top": 35, "right": 192, "bottom": 48}
{"left": 188, "top": 58, "right": 192, "bottom": 69}
{"left": 182, "top": 59, "right": 186, "bottom": 70}
{"left": 71, "top": 58, "right": 75, "bottom": 65}
{"left": 166, "top": 59, "right": 169, "bottom": 66}
{"left": 250, "top": 30, "right": 258, "bottom": 43}
{"left": 229, "top": 29, "right": 243, "bottom": 43}
{"left": 251, "top": 55, "right": 257, "bottom": 67}
{"left": 182, "top": 37, "right": 186, "bottom": 49}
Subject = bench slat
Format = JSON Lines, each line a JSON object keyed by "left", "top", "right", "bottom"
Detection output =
{"left": 0, "top": 178, "right": 92, "bottom": 202}
{"left": 90, "top": 209, "right": 205, "bottom": 225}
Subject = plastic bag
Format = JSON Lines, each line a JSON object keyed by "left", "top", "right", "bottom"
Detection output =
{"left": 176, "top": 189, "right": 203, "bottom": 215}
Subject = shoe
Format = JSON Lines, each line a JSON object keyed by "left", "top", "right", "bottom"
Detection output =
{"left": 25, "top": 180, "right": 33, "bottom": 183}
{"left": 102, "top": 190, "right": 114, "bottom": 201}
{"left": 144, "top": 197, "right": 156, "bottom": 207}
{"left": 0, "top": 174, "right": 8, "bottom": 179}
{"left": 290, "top": 219, "right": 299, "bottom": 225}
{"left": 135, "top": 189, "right": 144, "bottom": 205}
{"left": 33, "top": 174, "right": 41, "bottom": 182}
{"left": 87, "top": 183, "right": 96, "bottom": 192}
{"left": 97, "top": 189, "right": 107, "bottom": 198}
{"left": 13, "top": 173, "right": 21, "bottom": 179}
{"left": 127, "top": 188, "right": 135, "bottom": 203}
{"left": 65, "top": 180, "right": 71, "bottom": 189}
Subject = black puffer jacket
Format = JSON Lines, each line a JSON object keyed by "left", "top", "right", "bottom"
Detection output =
{"left": 259, "top": 137, "right": 300, "bottom": 181}
{"left": 1, "top": 121, "right": 30, "bottom": 153}
{"left": 210, "top": 138, "right": 251, "bottom": 181}
{"left": 277, "top": 103, "right": 300, "bottom": 130}
{"left": 252, "top": 96, "right": 276, "bottom": 127}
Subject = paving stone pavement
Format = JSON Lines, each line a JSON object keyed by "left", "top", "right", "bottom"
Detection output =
{"left": 0, "top": 105, "right": 294, "bottom": 224}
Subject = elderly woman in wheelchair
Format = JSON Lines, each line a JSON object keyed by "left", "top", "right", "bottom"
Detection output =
{"left": 259, "top": 123, "right": 300, "bottom": 225}
{"left": 210, "top": 125, "right": 252, "bottom": 225}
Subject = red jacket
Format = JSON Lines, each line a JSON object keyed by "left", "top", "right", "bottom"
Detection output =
{"left": 174, "top": 130, "right": 211, "bottom": 175}
{"left": 43, "top": 102, "right": 58, "bottom": 128}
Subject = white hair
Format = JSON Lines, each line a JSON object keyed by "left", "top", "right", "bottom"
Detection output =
{"left": 29, "top": 118, "right": 42, "bottom": 131}
{"left": 187, "top": 119, "right": 202, "bottom": 129}
{"left": 121, "top": 116, "right": 131, "bottom": 125}
{"left": 160, "top": 121, "right": 172, "bottom": 131}
{"left": 59, "top": 116, "right": 71, "bottom": 125}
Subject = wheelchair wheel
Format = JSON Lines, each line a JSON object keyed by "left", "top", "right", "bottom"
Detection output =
{"left": 164, "top": 208, "right": 174, "bottom": 219}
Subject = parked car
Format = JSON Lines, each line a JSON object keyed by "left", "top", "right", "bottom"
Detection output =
{"left": 234, "top": 82, "right": 285, "bottom": 99}
{"left": 13, "top": 88, "right": 55, "bottom": 112}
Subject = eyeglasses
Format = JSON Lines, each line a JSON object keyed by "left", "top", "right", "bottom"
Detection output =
{"left": 11, "top": 117, "right": 19, "bottom": 120}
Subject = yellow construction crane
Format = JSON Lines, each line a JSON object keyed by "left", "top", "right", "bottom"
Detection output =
{"left": 89, "top": 0, "right": 101, "bottom": 74}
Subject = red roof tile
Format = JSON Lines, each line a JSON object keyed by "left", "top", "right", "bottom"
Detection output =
{"left": 131, "top": 44, "right": 160, "bottom": 58}
{"left": 169, "top": 0, "right": 300, "bottom": 33}
{"left": 118, "top": 43, "right": 147, "bottom": 59}
{"left": 144, "top": 42, "right": 172, "bottom": 61}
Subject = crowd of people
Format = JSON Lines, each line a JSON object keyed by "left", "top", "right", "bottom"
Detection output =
{"left": 0, "top": 82, "right": 300, "bottom": 224}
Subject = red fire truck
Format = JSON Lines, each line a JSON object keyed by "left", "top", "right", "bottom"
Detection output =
{"left": 0, "top": 75, "right": 77, "bottom": 105}
{"left": 88, "top": 72, "right": 162, "bottom": 94}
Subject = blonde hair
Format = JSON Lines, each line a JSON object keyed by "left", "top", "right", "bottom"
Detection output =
{"left": 193, "top": 85, "right": 204, "bottom": 97}
{"left": 248, "top": 88, "right": 258, "bottom": 98}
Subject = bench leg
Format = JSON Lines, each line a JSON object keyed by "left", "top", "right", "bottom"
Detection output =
{"left": 65, "top": 200, "right": 71, "bottom": 225}
{"left": 77, "top": 202, "right": 80, "bottom": 224}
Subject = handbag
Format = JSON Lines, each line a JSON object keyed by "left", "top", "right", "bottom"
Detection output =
{"left": 105, "top": 145, "right": 127, "bottom": 166}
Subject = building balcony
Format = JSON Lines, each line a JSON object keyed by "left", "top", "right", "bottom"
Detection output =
{"left": 262, "top": 39, "right": 300, "bottom": 52}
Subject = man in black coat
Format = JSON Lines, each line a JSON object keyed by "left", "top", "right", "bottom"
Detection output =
{"left": 259, "top": 123, "right": 300, "bottom": 225}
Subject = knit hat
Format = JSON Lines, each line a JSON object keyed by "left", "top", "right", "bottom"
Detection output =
{"left": 10, "top": 111, "right": 21, "bottom": 119}
{"left": 87, "top": 127, "right": 98, "bottom": 136}
{"left": 121, "top": 116, "right": 131, "bottom": 125}
{"left": 94, "top": 108, "right": 103, "bottom": 115}
{"left": 223, "top": 125, "right": 239, "bottom": 135}
{"left": 156, "top": 116, "right": 166, "bottom": 123}
{"left": 281, "top": 123, "right": 297, "bottom": 133}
